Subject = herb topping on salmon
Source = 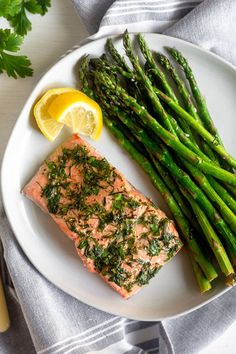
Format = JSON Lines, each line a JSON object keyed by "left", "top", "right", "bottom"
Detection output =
{"left": 23, "top": 135, "right": 182, "bottom": 298}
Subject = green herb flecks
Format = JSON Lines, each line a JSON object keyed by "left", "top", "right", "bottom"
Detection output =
{"left": 136, "top": 263, "right": 161, "bottom": 286}
{"left": 112, "top": 193, "right": 140, "bottom": 211}
{"left": 148, "top": 239, "right": 160, "bottom": 256}
{"left": 42, "top": 184, "right": 61, "bottom": 214}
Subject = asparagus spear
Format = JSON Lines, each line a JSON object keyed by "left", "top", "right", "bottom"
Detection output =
{"left": 156, "top": 53, "right": 194, "bottom": 113}
{"left": 97, "top": 55, "right": 145, "bottom": 104}
{"left": 137, "top": 34, "right": 197, "bottom": 143}
{"left": 207, "top": 178, "right": 236, "bottom": 214}
{"left": 122, "top": 30, "right": 177, "bottom": 136}
{"left": 190, "top": 256, "right": 212, "bottom": 292}
{"left": 106, "top": 38, "right": 131, "bottom": 73}
{"left": 167, "top": 47, "right": 236, "bottom": 173}
{"left": 224, "top": 184, "right": 236, "bottom": 200}
{"left": 78, "top": 55, "right": 92, "bottom": 96}
{"left": 166, "top": 47, "right": 223, "bottom": 144}
{"left": 148, "top": 154, "right": 195, "bottom": 225}
{"left": 137, "top": 33, "right": 178, "bottom": 102}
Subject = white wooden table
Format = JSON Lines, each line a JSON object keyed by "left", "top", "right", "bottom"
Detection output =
{"left": 0, "top": 1, "right": 235, "bottom": 353}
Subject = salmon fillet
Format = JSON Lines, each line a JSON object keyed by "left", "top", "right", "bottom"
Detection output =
{"left": 23, "top": 134, "right": 182, "bottom": 298}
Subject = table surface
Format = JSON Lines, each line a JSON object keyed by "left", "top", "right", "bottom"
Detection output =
{"left": 0, "top": 1, "right": 235, "bottom": 353}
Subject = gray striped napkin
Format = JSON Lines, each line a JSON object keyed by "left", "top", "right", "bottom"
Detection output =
{"left": 1, "top": 1, "right": 236, "bottom": 353}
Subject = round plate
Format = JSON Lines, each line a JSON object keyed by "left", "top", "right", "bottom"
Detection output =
{"left": 1, "top": 34, "right": 236, "bottom": 321}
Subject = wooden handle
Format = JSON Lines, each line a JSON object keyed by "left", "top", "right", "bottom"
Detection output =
{"left": 0, "top": 275, "right": 10, "bottom": 332}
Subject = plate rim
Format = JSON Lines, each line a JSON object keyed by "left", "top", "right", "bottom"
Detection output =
{"left": 1, "top": 33, "right": 235, "bottom": 321}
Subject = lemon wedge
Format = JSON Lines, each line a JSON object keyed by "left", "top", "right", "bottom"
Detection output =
{"left": 47, "top": 91, "right": 103, "bottom": 140}
{"left": 34, "top": 87, "right": 77, "bottom": 141}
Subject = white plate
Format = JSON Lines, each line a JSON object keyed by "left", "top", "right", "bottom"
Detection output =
{"left": 1, "top": 34, "right": 236, "bottom": 321}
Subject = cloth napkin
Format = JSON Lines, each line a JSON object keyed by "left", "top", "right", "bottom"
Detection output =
{"left": 1, "top": 1, "right": 236, "bottom": 353}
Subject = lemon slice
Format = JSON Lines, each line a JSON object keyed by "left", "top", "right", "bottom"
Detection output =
{"left": 34, "top": 87, "right": 77, "bottom": 141}
{"left": 47, "top": 91, "right": 103, "bottom": 140}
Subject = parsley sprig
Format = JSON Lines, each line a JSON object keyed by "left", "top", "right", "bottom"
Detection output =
{"left": 0, "top": 0, "right": 51, "bottom": 78}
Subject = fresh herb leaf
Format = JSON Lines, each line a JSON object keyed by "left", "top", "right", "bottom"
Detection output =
{"left": 8, "top": 4, "right": 32, "bottom": 36}
{"left": 162, "top": 232, "right": 174, "bottom": 247}
{"left": 7, "top": 0, "right": 51, "bottom": 36}
{"left": 0, "top": 0, "right": 21, "bottom": 17}
{"left": 150, "top": 222, "right": 159, "bottom": 235}
{"left": 0, "top": 29, "right": 33, "bottom": 78}
{"left": 42, "top": 183, "right": 61, "bottom": 214}
{"left": 1, "top": 49, "right": 33, "bottom": 78}
{"left": 108, "top": 266, "right": 127, "bottom": 286}
{"left": 3, "top": 30, "right": 23, "bottom": 51}
{"left": 25, "top": 0, "right": 51, "bottom": 15}
{"left": 78, "top": 239, "right": 89, "bottom": 251}
{"left": 0, "top": 1, "right": 51, "bottom": 78}
{"left": 136, "top": 264, "right": 160, "bottom": 286}
{"left": 148, "top": 239, "right": 160, "bottom": 256}
{"left": 167, "top": 244, "right": 179, "bottom": 259}
{"left": 47, "top": 193, "right": 60, "bottom": 214}
{"left": 112, "top": 194, "right": 123, "bottom": 210}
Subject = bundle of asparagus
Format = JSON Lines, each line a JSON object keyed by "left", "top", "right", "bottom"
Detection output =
{"left": 78, "top": 30, "right": 236, "bottom": 292}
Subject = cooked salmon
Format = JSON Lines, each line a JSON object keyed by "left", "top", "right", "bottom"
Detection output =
{"left": 23, "top": 134, "right": 182, "bottom": 298}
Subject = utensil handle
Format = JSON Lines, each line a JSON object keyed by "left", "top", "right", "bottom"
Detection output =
{"left": 0, "top": 275, "right": 10, "bottom": 332}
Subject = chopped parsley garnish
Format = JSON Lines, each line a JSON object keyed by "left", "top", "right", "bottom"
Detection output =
{"left": 148, "top": 239, "right": 160, "bottom": 256}
{"left": 41, "top": 144, "right": 178, "bottom": 292}
{"left": 136, "top": 263, "right": 160, "bottom": 286}
{"left": 112, "top": 193, "right": 140, "bottom": 211}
